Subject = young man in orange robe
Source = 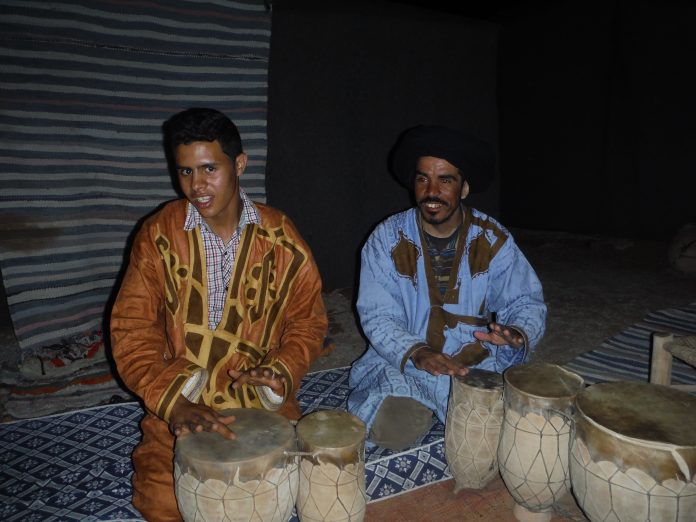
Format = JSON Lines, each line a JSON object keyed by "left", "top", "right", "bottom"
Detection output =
{"left": 111, "top": 108, "right": 328, "bottom": 521}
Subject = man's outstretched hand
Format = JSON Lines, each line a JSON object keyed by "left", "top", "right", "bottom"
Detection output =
{"left": 473, "top": 322, "right": 524, "bottom": 348}
{"left": 412, "top": 346, "right": 470, "bottom": 377}
{"left": 228, "top": 366, "right": 286, "bottom": 395}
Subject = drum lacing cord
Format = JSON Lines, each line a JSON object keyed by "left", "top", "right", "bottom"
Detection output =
{"left": 546, "top": 407, "right": 588, "bottom": 522}
{"left": 284, "top": 450, "right": 313, "bottom": 457}
{"left": 552, "top": 504, "right": 589, "bottom": 522}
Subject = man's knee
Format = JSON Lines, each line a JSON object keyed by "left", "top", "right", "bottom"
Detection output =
{"left": 131, "top": 424, "right": 181, "bottom": 521}
{"left": 132, "top": 480, "right": 181, "bottom": 522}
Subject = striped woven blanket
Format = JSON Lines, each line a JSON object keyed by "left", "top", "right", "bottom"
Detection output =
{"left": 0, "top": 0, "right": 270, "bottom": 369}
{"left": 565, "top": 302, "right": 696, "bottom": 385}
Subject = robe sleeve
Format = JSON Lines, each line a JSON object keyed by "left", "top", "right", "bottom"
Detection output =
{"left": 258, "top": 217, "right": 328, "bottom": 404}
{"left": 484, "top": 235, "right": 547, "bottom": 369}
{"left": 110, "top": 222, "right": 206, "bottom": 422}
{"left": 356, "top": 226, "right": 426, "bottom": 372}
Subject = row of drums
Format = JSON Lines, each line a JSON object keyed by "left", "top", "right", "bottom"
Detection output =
{"left": 445, "top": 363, "right": 696, "bottom": 522}
{"left": 173, "top": 362, "right": 696, "bottom": 522}
{"left": 174, "top": 409, "right": 368, "bottom": 522}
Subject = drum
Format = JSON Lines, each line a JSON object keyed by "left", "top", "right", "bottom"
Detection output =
{"left": 497, "top": 363, "right": 584, "bottom": 520}
{"left": 295, "top": 410, "right": 367, "bottom": 522}
{"left": 570, "top": 382, "right": 696, "bottom": 522}
{"left": 445, "top": 368, "right": 504, "bottom": 491}
{"left": 174, "top": 408, "right": 298, "bottom": 522}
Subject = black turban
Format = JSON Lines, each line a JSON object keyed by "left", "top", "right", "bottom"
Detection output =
{"left": 390, "top": 125, "right": 495, "bottom": 193}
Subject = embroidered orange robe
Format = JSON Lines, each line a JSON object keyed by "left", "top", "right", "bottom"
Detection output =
{"left": 111, "top": 199, "right": 327, "bottom": 521}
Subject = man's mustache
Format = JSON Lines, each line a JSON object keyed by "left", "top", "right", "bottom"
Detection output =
{"left": 418, "top": 197, "right": 448, "bottom": 206}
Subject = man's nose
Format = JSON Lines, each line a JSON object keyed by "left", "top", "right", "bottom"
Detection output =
{"left": 191, "top": 170, "right": 205, "bottom": 191}
{"left": 425, "top": 181, "right": 439, "bottom": 197}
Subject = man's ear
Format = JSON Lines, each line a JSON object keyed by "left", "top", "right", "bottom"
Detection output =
{"left": 460, "top": 180, "right": 470, "bottom": 200}
{"left": 234, "top": 152, "right": 248, "bottom": 177}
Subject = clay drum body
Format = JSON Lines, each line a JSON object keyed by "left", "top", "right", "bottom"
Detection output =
{"left": 497, "top": 363, "right": 584, "bottom": 517}
{"left": 174, "top": 408, "right": 298, "bottom": 522}
{"left": 445, "top": 368, "right": 505, "bottom": 491}
{"left": 295, "top": 410, "right": 367, "bottom": 522}
{"left": 570, "top": 381, "right": 696, "bottom": 522}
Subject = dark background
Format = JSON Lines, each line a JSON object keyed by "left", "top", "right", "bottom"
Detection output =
{"left": 266, "top": 0, "right": 696, "bottom": 291}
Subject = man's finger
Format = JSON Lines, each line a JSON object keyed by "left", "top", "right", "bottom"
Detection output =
{"left": 230, "top": 372, "right": 250, "bottom": 389}
{"left": 216, "top": 414, "right": 236, "bottom": 425}
{"left": 213, "top": 425, "right": 236, "bottom": 440}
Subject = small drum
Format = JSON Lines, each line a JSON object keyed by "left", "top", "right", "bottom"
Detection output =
{"left": 174, "top": 408, "right": 298, "bottom": 522}
{"left": 497, "top": 363, "right": 584, "bottom": 519}
{"left": 295, "top": 410, "right": 367, "bottom": 522}
{"left": 445, "top": 369, "right": 504, "bottom": 491}
{"left": 570, "top": 382, "right": 696, "bottom": 522}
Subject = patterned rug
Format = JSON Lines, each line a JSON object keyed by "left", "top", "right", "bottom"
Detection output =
{"left": 0, "top": 367, "right": 451, "bottom": 521}
{"left": 0, "top": 355, "right": 135, "bottom": 422}
{"left": 4, "top": 303, "right": 695, "bottom": 520}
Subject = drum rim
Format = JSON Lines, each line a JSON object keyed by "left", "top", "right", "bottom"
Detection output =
{"left": 453, "top": 368, "right": 504, "bottom": 389}
{"left": 575, "top": 409, "right": 693, "bottom": 450}
{"left": 296, "top": 409, "right": 366, "bottom": 448}
{"left": 503, "top": 363, "right": 585, "bottom": 399}
{"left": 574, "top": 381, "right": 696, "bottom": 449}
{"left": 175, "top": 407, "right": 296, "bottom": 463}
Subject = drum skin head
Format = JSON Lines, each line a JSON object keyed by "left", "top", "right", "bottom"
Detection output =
{"left": 296, "top": 410, "right": 365, "bottom": 450}
{"left": 573, "top": 381, "right": 696, "bottom": 485}
{"left": 174, "top": 408, "right": 298, "bottom": 521}
{"left": 455, "top": 368, "right": 503, "bottom": 389}
{"left": 505, "top": 362, "right": 584, "bottom": 399}
{"left": 576, "top": 381, "right": 696, "bottom": 446}
{"left": 176, "top": 408, "right": 294, "bottom": 465}
{"left": 295, "top": 410, "right": 366, "bottom": 467}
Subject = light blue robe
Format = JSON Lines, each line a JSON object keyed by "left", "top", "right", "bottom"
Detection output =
{"left": 347, "top": 206, "right": 546, "bottom": 431}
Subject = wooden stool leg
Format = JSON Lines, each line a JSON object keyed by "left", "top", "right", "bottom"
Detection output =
{"left": 650, "top": 332, "right": 674, "bottom": 385}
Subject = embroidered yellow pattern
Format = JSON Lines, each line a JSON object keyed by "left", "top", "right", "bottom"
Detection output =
{"left": 158, "top": 221, "right": 308, "bottom": 412}
{"left": 155, "top": 226, "right": 188, "bottom": 316}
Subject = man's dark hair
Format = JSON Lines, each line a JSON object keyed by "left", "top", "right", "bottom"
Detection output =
{"left": 390, "top": 125, "right": 494, "bottom": 193}
{"left": 163, "top": 108, "right": 243, "bottom": 160}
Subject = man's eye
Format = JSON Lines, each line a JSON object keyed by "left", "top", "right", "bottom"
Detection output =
{"left": 205, "top": 165, "right": 216, "bottom": 173}
{"left": 180, "top": 169, "right": 191, "bottom": 176}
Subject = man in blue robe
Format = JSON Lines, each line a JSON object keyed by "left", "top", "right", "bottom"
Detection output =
{"left": 347, "top": 125, "right": 546, "bottom": 450}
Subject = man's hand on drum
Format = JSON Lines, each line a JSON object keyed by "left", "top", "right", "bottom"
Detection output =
{"left": 169, "top": 396, "right": 236, "bottom": 440}
{"left": 227, "top": 366, "right": 286, "bottom": 395}
{"left": 412, "top": 346, "right": 469, "bottom": 377}
{"left": 473, "top": 322, "right": 524, "bottom": 348}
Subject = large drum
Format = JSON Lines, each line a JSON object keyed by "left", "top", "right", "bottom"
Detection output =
{"left": 445, "top": 368, "right": 505, "bottom": 491}
{"left": 295, "top": 410, "right": 367, "bottom": 522}
{"left": 174, "top": 408, "right": 298, "bottom": 522}
{"left": 497, "top": 363, "right": 584, "bottom": 520}
{"left": 570, "top": 381, "right": 696, "bottom": 522}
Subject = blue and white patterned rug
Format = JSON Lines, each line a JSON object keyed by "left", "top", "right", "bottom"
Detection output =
{"left": 0, "top": 367, "right": 450, "bottom": 521}
{"left": 4, "top": 302, "right": 694, "bottom": 520}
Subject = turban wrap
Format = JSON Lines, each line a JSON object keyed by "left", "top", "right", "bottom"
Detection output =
{"left": 390, "top": 125, "right": 495, "bottom": 193}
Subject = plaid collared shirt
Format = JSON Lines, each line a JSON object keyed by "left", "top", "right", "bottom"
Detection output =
{"left": 184, "top": 189, "right": 260, "bottom": 329}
